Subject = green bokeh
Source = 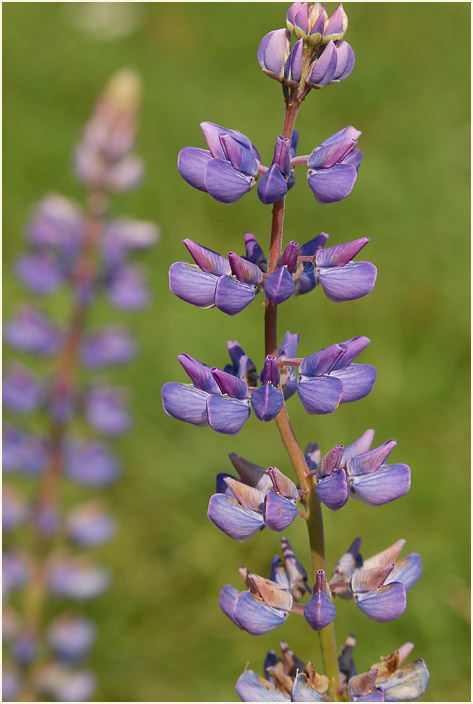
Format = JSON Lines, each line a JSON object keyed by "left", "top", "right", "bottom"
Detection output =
{"left": 3, "top": 3, "right": 470, "bottom": 701}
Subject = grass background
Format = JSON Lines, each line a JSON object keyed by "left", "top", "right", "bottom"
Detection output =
{"left": 3, "top": 2, "right": 470, "bottom": 701}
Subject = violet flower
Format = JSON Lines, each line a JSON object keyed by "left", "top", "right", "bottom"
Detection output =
{"left": 307, "top": 126, "right": 362, "bottom": 204}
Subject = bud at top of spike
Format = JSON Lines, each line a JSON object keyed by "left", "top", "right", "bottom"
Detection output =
{"left": 102, "top": 69, "right": 142, "bottom": 113}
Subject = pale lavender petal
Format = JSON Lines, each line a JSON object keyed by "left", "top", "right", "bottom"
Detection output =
{"left": 229, "top": 252, "right": 263, "bottom": 284}
{"left": 219, "top": 584, "right": 244, "bottom": 628}
{"left": 342, "top": 429, "right": 375, "bottom": 465}
{"left": 347, "top": 440, "right": 397, "bottom": 476}
{"left": 297, "top": 376, "right": 344, "bottom": 414}
{"left": 233, "top": 592, "right": 288, "bottom": 635}
{"left": 331, "top": 364, "right": 377, "bottom": 403}
{"left": 316, "top": 469, "right": 349, "bottom": 510}
{"left": 332, "top": 40, "right": 355, "bottom": 82}
{"left": 308, "top": 137, "right": 356, "bottom": 170}
{"left": 48, "top": 559, "right": 110, "bottom": 601}
{"left": 355, "top": 582, "right": 406, "bottom": 622}
{"left": 208, "top": 493, "right": 264, "bottom": 541}
{"left": 284, "top": 38, "right": 303, "bottom": 84}
{"left": 379, "top": 659, "right": 429, "bottom": 702}
{"left": 3, "top": 488, "right": 28, "bottom": 531}
{"left": 257, "top": 163, "right": 288, "bottom": 205}
{"left": 351, "top": 463, "right": 411, "bottom": 507}
{"left": 200, "top": 122, "right": 229, "bottom": 159}
{"left": 15, "top": 253, "right": 64, "bottom": 294}
{"left": 236, "top": 671, "right": 290, "bottom": 702}
{"left": 207, "top": 395, "right": 250, "bottom": 435}
{"left": 291, "top": 673, "right": 324, "bottom": 701}
{"left": 47, "top": 616, "right": 97, "bottom": 662}
{"left": 264, "top": 266, "right": 295, "bottom": 304}
{"left": 85, "top": 387, "right": 131, "bottom": 436}
{"left": 268, "top": 467, "right": 298, "bottom": 499}
{"left": 316, "top": 238, "right": 369, "bottom": 267}
{"left": 345, "top": 149, "right": 363, "bottom": 170}
{"left": 215, "top": 275, "right": 256, "bottom": 315}
{"left": 4, "top": 307, "right": 61, "bottom": 356}
{"left": 183, "top": 239, "right": 231, "bottom": 275}
{"left": 177, "top": 354, "right": 220, "bottom": 393}
{"left": 81, "top": 327, "right": 136, "bottom": 369}
{"left": 251, "top": 384, "right": 284, "bottom": 422}
{"left": 161, "top": 382, "right": 209, "bottom": 426}
{"left": 306, "top": 40, "right": 337, "bottom": 87}
{"left": 67, "top": 503, "right": 116, "bottom": 548}
{"left": 108, "top": 265, "right": 150, "bottom": 310}
{"left": 3, "top": 364, "right": 44, "bottom": 414}
{"left": 353, "top": 691, "right": 386, "bottom": 702}
{"left": 299, "top": 344, "right": 345, "bottom": 376}
{"left": 257, "top": 29, "right": 290, "bottom": 80}
{"left": 263, "top": 492, "right": 298, "bottom": 532}
{"left": 324, "top": 5, "right": 348, "bottom": 41}
{"left": 279, "top": 330, "right": 300, "bottom": 359}
{"left": 318, "top": 445, "right": 344, "bottom": 477}
{"left": 385, "top": 553, "right": 422, "bottom": 592}
{"left": 304, "top": 590, "right": 336, "bottom": 631}
{"left": 205, "top": 159, "right": 254, "bottom": 204}
{"left": 65, "top": 442, "right": 121, "bottom": 487}
{"left": 318, "top": 262, "right": 377, "bottom": 302}
{"left": 169, "top": 262, "right": 218, "bottom": 309}
{"left": 177, "top": 147, "right": 212, "bottom": 191}
{"left": 308, "top": 163, "right": 358, "bottom": 204}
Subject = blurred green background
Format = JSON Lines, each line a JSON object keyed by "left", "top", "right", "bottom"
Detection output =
{"left": 3, "top": 3, "right": 470, "bottom": 702}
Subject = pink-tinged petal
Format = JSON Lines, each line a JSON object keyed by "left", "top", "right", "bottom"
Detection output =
{"left": 378, "top": 659, "right": 429, "bottom": 702}
{"left": 219, "top": 584, "right": 244, "bottom": 628}
{"left": 318, "top": 262, "right": 377, "bottom": 302}
{"left": 351, "top": 463, "right": 411, "bottom": 507}
{"left": 236, "top": 671, "right": 291, "bottom": 702}
{"left": 234, "top": 592, "right": 288, "bottom": 635}
{"left": 228, "top": 453, "right": 273, "bottom": 492}
{"left": 299, "top": 344, "right": 345, "bottom": 376}
{"left": 318, "top": 445, "right": 344, "bottom": 477}
{"left": 348, "top": 670, "right": 380, "bottom": 699}
{"left": 352, "top": 564, "right": 395, "bottom": 593}
{"left": 161, "top": 382, "right": 209, "bottom": 426}
{"left": 215, "top": 275, "right": 256, "bottom": 315}
{"left": 229, "top": 252, "right": 263, "bottom": 284}
{"left": 308, "top": 163, "right": 358, "bottom": 204}
{"left": 220, "top": 134, "right": 258, "bottom": 177}
{"left": 263, "top": 492, "right": 298, "bottom": 532}
{"left": 332, "top": 40, "right": 355, "bottom": 82}
{"left": 264, "top": 266, "right": 295, "bottom": 304}
{"left": 206, "top": 395, "right": 250, "bottom": 435}
{"left": 257, "top": 29, "right": 290, "bottom": 81}
{"left": 291, "top": 673, "right": 324, "bottom": 702}
{"left": 306, "top": 40, "right": 337, "bottom": 87}
{"left": 321, "top": 126, "right": 361, "bottom": 147}
{"left": 183, "top": 239, "right": 231, "bottom": 275}
{"left": 211, "top": 368, "right": 248, "bottom": 399}
{"left": 286, "top": 2, "right": 305, "bottom": 32}
{"left": 342, "top": 429, "right": 375, "bottom": 465}
{"left": 304, "top": 590, "right": 336, "bottom": 631}
{"left": 355, "top": 583, "right": 407, "bottom": 622}
{"left": 347, "top": 440, "right": 397, "bottom": 476}
{"left": 178, "top": 354, "right": 220, "bottom": 394}
{"left": 385, "top": 553, "right": 422, "bottom": 592}
{"left": 257, "top": 163, "right": 288, "bottom": 205}
{"left": 316, "top": 238, "right": 369, "bottom": 267}
{"left": 324, "top": 5, "right": 348, "bottom": 41}
{"left": 204, "top": 159, "right": 254, "bottom": 204}
{"left": 316, "top": 469, "right": 349, "bottom": 510}
{"left": 363, "top": 540, "right": 406, "bottom": 570}
{"left": 168, "top": 262, "right": 218, "bottom": 309}
{"left": 268, "top": 467, "right": 298, "bottom": 499}
{"left": 208, "top": 494, "right": 264, "bottom": 541}
{"left": 251, "top": 384, "right": 284, "bottom": 422}
{"left": 247, "top": 573, "right": 293, "bottom": 610}
{"left": 177, "top": 147, "right": 212, "bottom": 191}
{"left": 308, "top": 137, "right": 356, "bottom": 170}
{"left": 297, "top": 376, "right": 344, "bottom": 415}
{"left": 224, "top": 477, "right": 265, "bottom": 511}
{"left": 331, "top": 363, "right": 377, "bottom": 403}
{"left": 106, "top": 155, "right": 143, "bottom": 192}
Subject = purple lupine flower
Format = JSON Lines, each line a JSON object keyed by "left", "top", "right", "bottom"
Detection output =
{"left": 47, "top": 615, "right": 97, "bottom": 663}
{"left": 312, "top": 238, "right": 377, "bottom": 302}
{"left": 35, "top": 663, "right": 97, "bottom": 702}
{"left": 47, "top": 556, "right": 110, "bottom": 601}
{"left": 307, "top": 126, "right": 362, "bottom": 204}
{"left": 10, "top": 629, "right": 39, "bottom": 666}
{"left": 304, "top": 570, "right": 337, "bottom": 631}
{"left": 4, "top": 305, "right": 62, "bottom": 356}
{"left": 65, "top": 441, "right": 121, "bottom": 487}
{"left": 297, "top": 336, "right": 376, "bottom": 415}
{"left": 2, "top": 665, "right": 21, "bottom": 702}
{"left": 2, "top": 425, "right": 47, "bottom": 476}
{"left": 251, "top": 356, "right": 284, "bottom": 421}
{"left": 293, "top": 232, "right": 329, "bottom": 295}
{"left": 101, "top": 217, "right": 159, "bottom": 269}
{"left": 257, "top": 28, "right": 291, "bottom": 82}
{"left": 278, "top": 330, "right": 300, "bottom": 400}
{"left": 3, "top": 363, "right": 45, "bottom": 414}
{"left": 220, "top": 569, "right": 293, "bottom": 635}
{"left": 107, "top": 264, "right": 150, "bottom": 310}
{"left": 264, "top": 241, "right": 298, "bottom": 304}
{"left": 207, "top": 457, "right": 298, "bottom": 540}
{"left": 27, "top": 193, "right": 84, "bottom": 255}
{"left": 66, "top": 501, "right": 116, "bottom": 547}
{"left": 84, "top": 386, "right": 131, "bottom": 436}
{"left": 15, "top": 251, "right": 65, "bottom": 295}
{"left": 348, "top": 670, "right": 386, "bottom": 702}
{"left": 81, "top": 326, "right": 136, "bottom": 369}
{"left": 178, "top": 122, "right": 261, "bottom": 204}
{"left": 257, "top": 136, "right": 292, "bottom": 205}
{"left": 2, "top": 551, "right": 30, "bottom": 599}
{"left": 2, "top": 487, "right": 28, "bottom": 532}
{"left": 369, "top": 643, "right": 430, "bottom": 701}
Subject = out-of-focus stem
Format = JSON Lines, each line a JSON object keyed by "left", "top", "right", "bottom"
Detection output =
{"left": 264, "top": 101, "right": 342, "bottom": 700}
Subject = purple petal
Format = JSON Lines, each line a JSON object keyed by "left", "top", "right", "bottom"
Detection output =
{"left": 215, "top": 275, "right": 256, "bottom": 315}
{"left": 318, "top": 262, "right": 377, "bottom": 302}
{"left": 65, "top": 442, "right": 121, "bottom": 487}
{"left": 334, "top": 336, "right": 371, "bottom": 368}
{"left": 291, "top": 673, "right": 324, "bottom": 701}
{"left": 304, "top": 590, "right": 336, "bottom": 631}
{"left": 3, "top": 364, "right": 44, "bottom": 414}
{"left": 204, "top": 159, "right": 254, "bottom": 204}
{"left": 342, "top": 429, "right": 375, "bottom": 465}
{"left": 355, "top": 582, "right": 407, "bottom": 622}
{"left": 332, "top": 41, "right": 355, "bottom": 82}
{"left": 233, "top": 592, "right": 288, "bottom": 635}
{"left": 208, "top": 494, "right": 264, "bottom": 541}
{"left": 318, "top": 445, "right": 344, "bottom": 477}
{"left": 211, "top": 368, "right": 248, "bottom": 399}
{"left": 279, "top": 330, "right": 299, "bottom": 359}
{"left": 347, "top": 440, "right": 397, "bottom": 476}
{"left": 263, "top": 492, "right": 298, "bottom": 532}
{"left": 385, "top": 553, "right": 422, "bottom": 592}
{"left": 316, "top": 238, "right": 369, "bottom": 267}
{"left": 299, "top": 232, "right": 330, "bottom": 256}
{"left": 177, "top": 354, "right": 220, "bottom": 393}
{"left": 345, "top": 149, "right": 363, "bottom": 170}
{"left": 47, "top": 616, "right": 97, "bottom": 662}
{"left": 324, "top": 5, "right": 348, "bottom": 41}
{"left": 299, "top": 344, "right": 345, "bottom": 376}
{"left": 306, "top": 40, "right": 337, "bottom": 87}
{"left": 207, "top": 395, "right": 250, "bottom": 435}
{"left": 177, "top": 147, "right": 212, "bottom": 191}
{"left": 350, "top": 463, "right": 411, "bottom": 507}
{"left": 264, "top": 266, "right": 295, "bottom": 305}
{"left": 379, "top": 659, "right": 429, "bottom": 701}
{"left": 284, "top": 38, "right": 303, "bottom": 84}
{"left": 257, "top": 163, "right": 288, "bottom": 205}
{"left": 228, "top": 453, "right": 273, "bottom": 493}
{"left": 220, "top": 134, "right": 258, "bottom": 177}
{"left": 297, "top": 376, "right": 344, "bottom": 414}
{"left": 219, "top": 585, "right": 243, "bottom": 628}
{"left": 244, "top": 231, "right": 267, "bottom": 270}
{"left": 106, "top": 155, "right": 143, "bottom": 192}
{"left": 352, "top": 691, "right": 386, "bottom": 702}
{"left": 183, "top": 238, "right": 231, "bottom": 275}
{"left": 273, "top": 136, "right": 291, "bottom": 176}
{"left": 85, "top": 387, "right": 131, "bottom": 436}
{"left": 316, "top": 469, "right": 349, "bottom": 510}
{"left": 331, "top": 364, "right": 377, "bottom": 403}
{"left": 236, "top": 671, "right": 290, "bottom": 702}
{"left": 278, "top": 242, "right": 299, "bottom": 274}
{"left": 81, "top": 327, "right": 136, "bottom": 369}
{"left": 168, "top": 262, "right": 218, "bottom": 309}
{"left": 308, "top": 163, "right": 358, "bottom": 204}
{"left": 3, "top": 487, "right": 28, "bottom": 531}
{"left": 229, "top": 252, "right": 263, "bottom": 284}
{"left": 251, "top": 384, "right": 284, "bottom": 422}
{"left": 67, "top": 503, "right": 116, "bottom": 548}
{"left": 308, "top": 137, "right": 356, "bottom": 170}
{"left": 15, "top": 253, "right": 64, "bottom": 295}
{"left": 257, "top": 29, "right": 290, "bottom": 80}
{"left": 4, "top": 307, "right": 61, "bottom": 356}
{"left": 161, "top": 382, "right": 209, "bottom": 426}
{"left": 261, "top": 355, "right": 280, "bottom": 386}
{"left": 108, "top": 265, "right": 150, "bottom": 310}
{"left": 200, "top": 122, "right": 229, "bottom": 159}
